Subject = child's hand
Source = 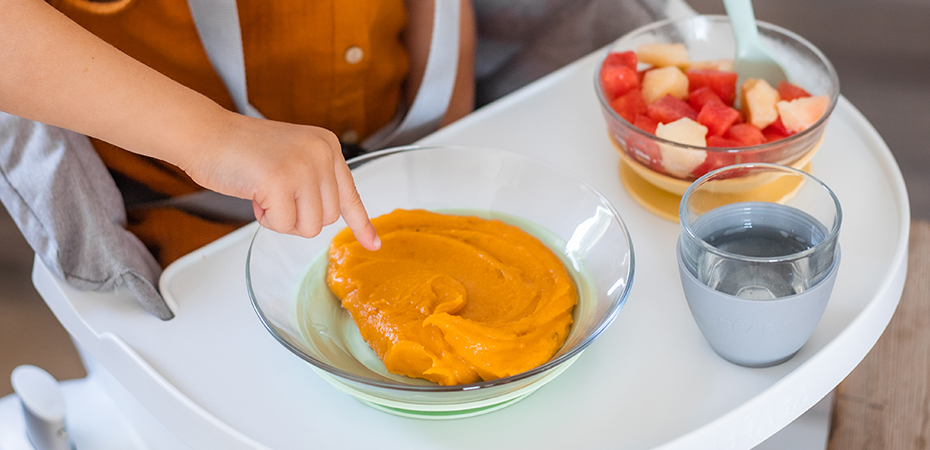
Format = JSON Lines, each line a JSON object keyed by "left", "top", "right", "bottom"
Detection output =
{"left": 182, "top": 113, "right": 381, "bottom": 251}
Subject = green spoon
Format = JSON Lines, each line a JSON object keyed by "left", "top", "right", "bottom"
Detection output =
{"left": 723, "top": 0, "right": 788, "bottom": 87}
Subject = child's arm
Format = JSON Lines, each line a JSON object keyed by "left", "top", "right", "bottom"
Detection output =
{"left": 0, "top": 0, "right": 380, "bottom": 250}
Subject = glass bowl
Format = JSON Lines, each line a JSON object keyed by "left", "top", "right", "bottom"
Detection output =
{"left": 595, "top": 15, "right": 839, "bottom": 219}
{"left": 245, "top": 146, "right": 635, "bottom": 419}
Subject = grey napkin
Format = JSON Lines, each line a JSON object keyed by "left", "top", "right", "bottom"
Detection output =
{"left": 0, "top": 112, "right": 173, "bottom": 320}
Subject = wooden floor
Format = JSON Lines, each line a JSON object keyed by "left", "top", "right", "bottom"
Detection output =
{"left": 827, "top": 221, "right": 930, "bottom": 449}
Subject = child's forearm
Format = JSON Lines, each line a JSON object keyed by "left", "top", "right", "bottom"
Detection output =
{"left": 0, "top": 0, "right": 380, "bottom": 250}
{"left": 0, "top": 0, "right": 227, "bottom": 171}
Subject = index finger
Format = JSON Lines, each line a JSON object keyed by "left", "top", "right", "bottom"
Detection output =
{"left": 334, "top": 160, "right": 381, "bottom": 251}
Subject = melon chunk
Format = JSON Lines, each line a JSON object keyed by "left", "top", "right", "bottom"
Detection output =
{"left": 655, "top": 117, "right": 708, "bottom": 178}
{"left": 776, "top": 96, "right": 830, "bottom": 133}
{"left": 740, "top": 78, "right": 780, "bottom": 129}
{"left": 636, "top": 43, "right": 689, "bottom": 69}
{"left": 641, "top": 66, "right": 689, "bottom": 105}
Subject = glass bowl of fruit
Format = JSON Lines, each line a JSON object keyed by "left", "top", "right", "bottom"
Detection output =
{"left": 595, "top": 15, "right": 840, "bottom": 221}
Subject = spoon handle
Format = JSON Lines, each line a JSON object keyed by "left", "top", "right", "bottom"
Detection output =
{"left": 722, "top": 0, "right": 762, "bottom": 57}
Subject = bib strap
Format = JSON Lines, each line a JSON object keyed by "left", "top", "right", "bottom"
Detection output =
{"left": 186, "top": 0, "right": 264, "bottom": 119}
{"left": 362, "top": 0, "right": 460, "bottom": 150}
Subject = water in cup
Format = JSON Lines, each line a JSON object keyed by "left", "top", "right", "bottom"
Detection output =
{"left": 681, "top": 201, "right": 834, "bottom": 300}
{"left": 678, "top": 163, "right": 842, "bottom": 367}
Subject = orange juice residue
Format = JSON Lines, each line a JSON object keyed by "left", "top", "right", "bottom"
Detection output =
{"left": 326, "top": 209, "right": 577, "bottom": 386}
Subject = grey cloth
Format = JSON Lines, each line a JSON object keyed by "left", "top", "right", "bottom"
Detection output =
{"left": 0, "top": 112, "right": 173, "bottom": 320}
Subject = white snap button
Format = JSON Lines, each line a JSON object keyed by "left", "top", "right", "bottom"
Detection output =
{"left": 344, "top": 46, "right": 364, "bottom": 64}
{"left": 340, "top": 129, "right": 360, "bottom": 145}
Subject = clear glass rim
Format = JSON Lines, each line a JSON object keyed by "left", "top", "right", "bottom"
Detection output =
{"left": 679, "top": 162, "right": 843, "bottom": 264}
{"left": 245, "top": 145, "right": 636, "bottom": 394}
{"left": 594, "top": 14, "right": 841, "bottom": 155}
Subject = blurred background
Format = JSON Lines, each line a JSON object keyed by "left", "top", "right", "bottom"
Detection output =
{"left": 690, "top": 0, "right": 930, "bottom": 218}
{"left": 0, "top": 0, "right": 927, "bottom": 443}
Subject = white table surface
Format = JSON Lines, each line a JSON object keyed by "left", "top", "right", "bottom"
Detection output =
{"left": 35, "top": 49, "right": 909, "bottom": 450}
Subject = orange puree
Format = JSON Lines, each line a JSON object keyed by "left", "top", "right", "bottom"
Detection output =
{"left": 326, "top": 209, "right": 577, "bottom": 386}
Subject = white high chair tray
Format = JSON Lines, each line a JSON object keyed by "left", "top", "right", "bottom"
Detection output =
{"left": 35, "top": 50, "right": 908, "bottom": 450}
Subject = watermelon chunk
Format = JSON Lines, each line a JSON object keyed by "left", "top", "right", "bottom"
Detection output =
{"left": 646, "top": 94, "right": 698, "bottom": 124}
{"left": 600, "top": 65, "right": 640, "bottom": 99}
{"left": 697, "top": 99, "right": 742, "bottom": 137}
{"left": 693, "top": 140, "right": 766, "bottom": 177}
{"left": 625, "top": 133, "right": 663, "bottom": 173}
{"left": 692, "top": 150, "right": 733, "bottom": 177}
{"left": 687, "top": 86, "right": 722, "bottom": 111}
{"left": 687, "top": 69, "right": 738, "bottom": 106}
{"left": 633, "top": 114, "right": 659, "bottom": 134}
{"left": 603, "top": 51, "right": 638, "bottom": 70}
{"left": 761, "top": 117, "right": 796, "bottom": 143}
{"left": 609, "top": 89, "right": 647, "bottom": 123}
{"left": 706, "top": 136, "right": 742, "bottom": 148}
{"left": 723, "top": 123, "right": 765, "bottom": 146}
{"left": 777, "top": 80, "right": 811, "bottom": 101}
{"left": 691, "top": 149, "right": 758, "bottom": 178}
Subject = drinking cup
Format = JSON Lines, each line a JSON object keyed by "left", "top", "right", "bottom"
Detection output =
{"left": 677, "top": 163, "right": 842, "bottom": 367}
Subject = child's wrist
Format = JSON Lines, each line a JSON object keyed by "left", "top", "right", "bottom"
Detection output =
{"left": 161, "top": 101, "right": 238, "bottom": 173}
